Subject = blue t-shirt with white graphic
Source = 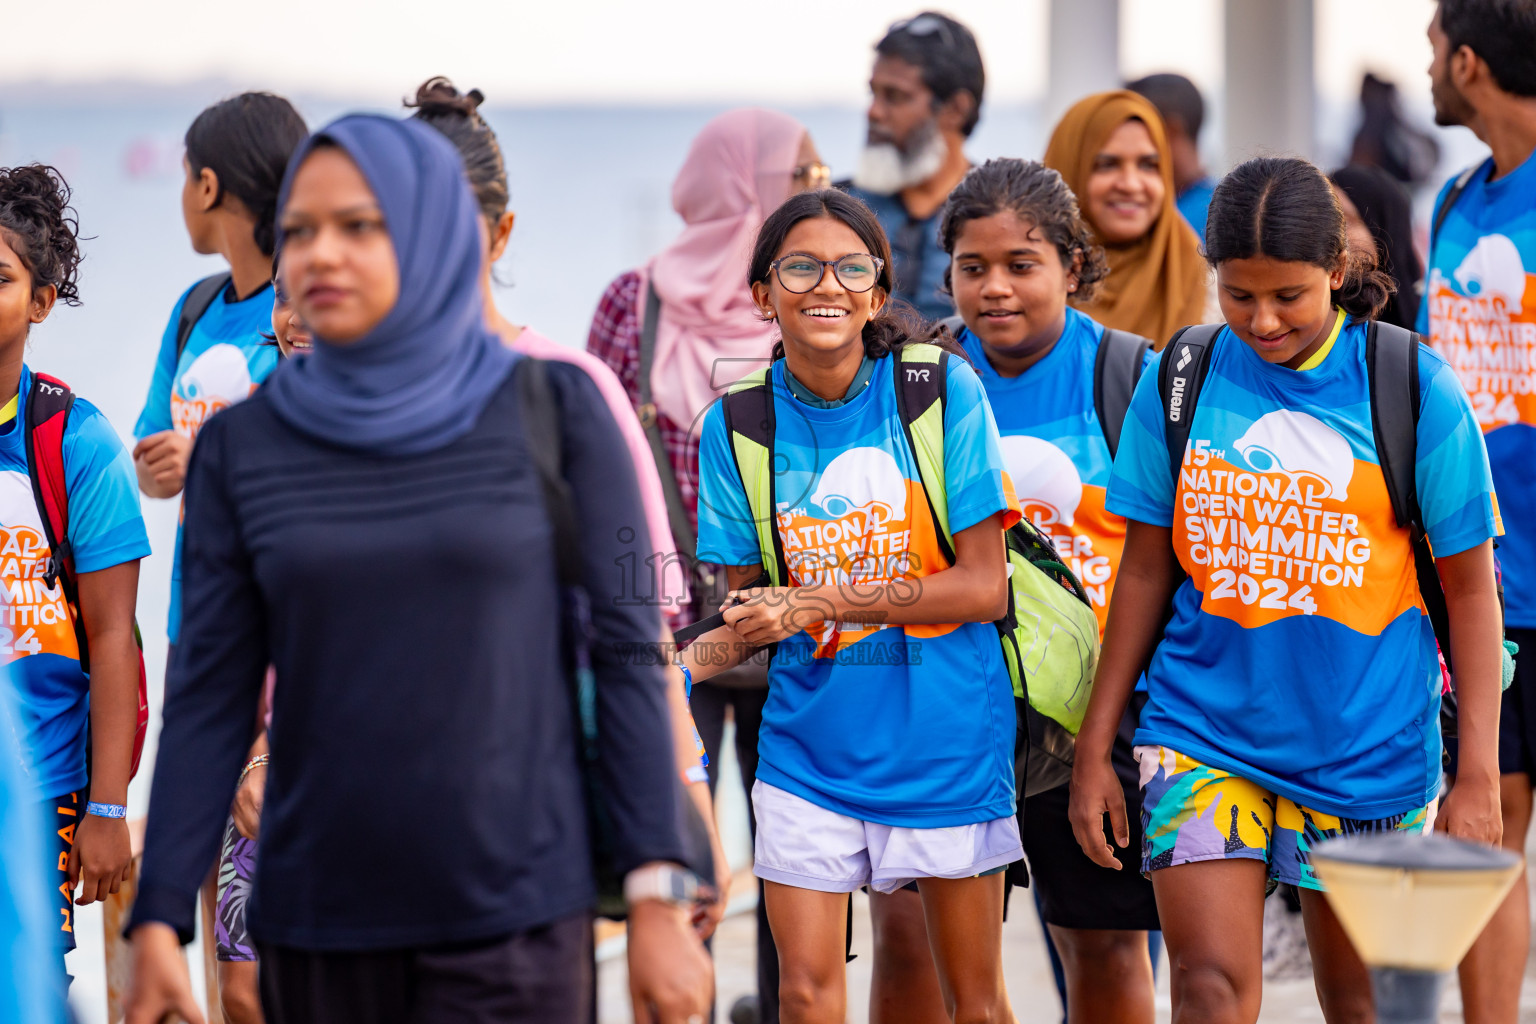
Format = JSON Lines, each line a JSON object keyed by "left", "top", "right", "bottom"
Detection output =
{"left": 135, "top": 279, "right": 278, "bottom": 642}
{"left": 1108, "top": 319, "right": 1500, "bottom": 819}
{"left": 1418, "top": 152, "right": 1536, "bottom": 627}
{"left": 697, "top": 352, "right": 1019, "bottom": 826}
{"left": 2, "top": 367, "right": 151, "bottom": 798}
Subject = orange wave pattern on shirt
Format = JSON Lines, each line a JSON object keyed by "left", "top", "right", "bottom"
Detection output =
{"left": 1426, "top": 277, "right": 1536, "bottom": 432}
{"left": 0, "top": 525, "right": 78, "bottom": 661}
{"left": 778, "top": 478, "right": 958, "bottom": 658}
{"left": 1172, "top": 456, "right": 1420, "bottom": 635}
{"left": 1025, "top": 482, "right": 1124, "bottom": 638}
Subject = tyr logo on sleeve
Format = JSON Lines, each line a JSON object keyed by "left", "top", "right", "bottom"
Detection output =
{"left": 1173, "top": 414, "right": 1418, "bottom": 633}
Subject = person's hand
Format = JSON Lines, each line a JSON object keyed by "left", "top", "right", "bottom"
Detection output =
{"left": 721, "top": 587, "right": 826, "bottom": 647}
{"left": 691, "top": 833, "right": 731, "bottom": 940}
{"left": 125, "top": 922, "right": 205, "bottom": 1024}
{"left": 132, "top": 430, "right": 193, "bottom": 498}
{"left": 1437, "top": 770, "right": 1503, "bottom": 847}
{"left": 69, "top": 812, "right": 133, "bottom": 905}
{"left": 1068, "top": 752, "right": 1128, "bottom": 870}
{"left": 232, "top": 761, "right": 266, "bottom": 842}
{"left": 627, "top": 898, "right": 713, "bottom": 1024}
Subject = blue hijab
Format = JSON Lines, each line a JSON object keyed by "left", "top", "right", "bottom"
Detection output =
{"left": 264, "top": 115, "right": 518, "bottom": 456}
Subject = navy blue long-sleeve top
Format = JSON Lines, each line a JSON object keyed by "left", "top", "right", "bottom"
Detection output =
{"left": 130, "top": 362, "right": 684, "bottom": 950}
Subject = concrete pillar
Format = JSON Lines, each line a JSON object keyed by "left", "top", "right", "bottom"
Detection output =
{"left": 1045, "top": 0, "right": 1122, "bottom": 129}
{"left": 1223, "top": 0, "right": 1316, "bottom": 166}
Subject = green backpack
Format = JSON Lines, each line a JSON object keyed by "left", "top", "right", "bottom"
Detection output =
{"left": 720, "top": 344, "right": 1101, "bottom": 797}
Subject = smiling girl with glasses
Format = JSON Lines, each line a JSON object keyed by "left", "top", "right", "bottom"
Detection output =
{"left": 682, "top": 188, "right": 1021, "bottom": 1023}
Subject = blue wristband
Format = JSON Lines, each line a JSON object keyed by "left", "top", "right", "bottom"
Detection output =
{"left": 86, "top": 802, "right": 127, "bottom": 819}
{"left": 681, "top": 665, "right": 693, "bottom": 700}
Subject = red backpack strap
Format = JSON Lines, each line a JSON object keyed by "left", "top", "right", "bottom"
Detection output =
{"left": 22, "top": 373, "right": 87, "bottom": 660}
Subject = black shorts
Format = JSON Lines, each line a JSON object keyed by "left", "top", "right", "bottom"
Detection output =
{"left": 1447, "top": 626, "right": 1536, "bottom": 781}
{"left": 1021, "top": 714, "right": 1160, "bottom": 932}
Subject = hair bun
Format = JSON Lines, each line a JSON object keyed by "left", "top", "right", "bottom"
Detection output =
{"left": 408, "top": 77, "right": 484, "bottom": 120}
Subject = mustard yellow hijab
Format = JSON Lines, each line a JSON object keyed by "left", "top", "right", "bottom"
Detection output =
{"left": 1044, "top": 91, "right": 1208, "bottom": 346}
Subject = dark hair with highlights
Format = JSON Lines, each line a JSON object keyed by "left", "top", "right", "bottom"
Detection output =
{"left": 748, "top": 189, "right": 959, "bottom": 361}
{"left": 938, "top": 158, "right": 1109, "bottom": 302}
{"left": 406, "top": 76, "right": 510, "bottom": 227}
{"left": 1441, "top": 0, "right": 1536, "bottom": 97}
{"left": 0, "top": 164, "right": 84, "bottom": 306}
{"left": 1204, "top": 157, "right": 1394, "bottom": 320}
{"left": 185, "top": 92, "right": 308, "bottom": 257}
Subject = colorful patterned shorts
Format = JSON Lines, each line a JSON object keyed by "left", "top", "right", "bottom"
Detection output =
{"left": 1136, "top": 746, "right": 1433, "bottom": 891}
{"left": 215, "top": 817, "right": 258, "bottom": 962}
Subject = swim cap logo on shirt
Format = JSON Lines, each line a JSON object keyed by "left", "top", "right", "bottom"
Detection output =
{"left": 1234, "top": 411, "right": 1354, "bottom": 503}
{"left": 809, "top": 447, "right": 909, "bottom": 527}
{"left": 172, "top": 343, "right": 255, "bottom": 437}
{"left": 0, "top": 471, "right": 77, "bottom": 661}
{"left": 1454, "top": 234, "right": 1526, "bottom": 315}
{"left": 998, "top": 435, "right": 1083, "bottom": 529}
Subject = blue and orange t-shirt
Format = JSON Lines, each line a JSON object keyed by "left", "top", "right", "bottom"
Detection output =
{"left": 1, "top": 367, "right": 150, "bottom": 798}
{"left": 1419, "top": 152, "right": 1536, "bottom": 628}
{"left": 135, "top": 279, "right": 278, "bottom": 642}
{"left": 696, "top": 351, "right": 1020, "bottom": 826}
{"left": 1107, "top": 317, "right": 1501, "bottom": 819}
{"left": 959, "top": 308, "right": 1152, "bottom": 637}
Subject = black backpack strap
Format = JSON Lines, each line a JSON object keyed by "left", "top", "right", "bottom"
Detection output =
{"left": 175, "top": 273, "right": 233, "bottom": 363}
{"left": 1366, "top": 321, "right": 1453, "bottom": 666}
{"left": 937, "top": 314, "right": 966, "bottom": 340}
{"left": 1158, "top": 324, "right": 1222, "bottom": 487}
{"left": 516, "top": 359, "right": 583, "bottom": 586}
{"left": 634, "top": 282, "right": 701, "bottom": 565}
{"left": 720, "top": 377, "right": 790, "bottom": 588}
{"left": 1094, "top": 329, "right": 1153, "bottom": 460}
{"left": 891, "top": 347, "right": 957, "bottom": 566}
{"left": 1429, "top": 165, "right": 1479, "bottom": 260}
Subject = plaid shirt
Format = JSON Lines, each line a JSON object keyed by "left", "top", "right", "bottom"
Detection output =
{"left": 586, "top": 270, "right": 702, "bottom": 535}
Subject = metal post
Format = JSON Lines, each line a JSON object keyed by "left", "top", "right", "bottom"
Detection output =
{"left": 1045, "top": 0, "right": 1122, "bottom": 127}
{"left": 1223, "top": 0, "right": 1316, "bottom": 165}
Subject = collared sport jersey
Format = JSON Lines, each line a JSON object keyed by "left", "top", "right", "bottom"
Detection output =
{"left": 1107, "top": 319, "right": 1500, "bottom": 819}
{"left": 1, "top": 367, "right": 150, "bottom": 797}
{"left": 1419, "top": 152, "right": 1536, "bottom": 627}
{"left": 696, "top": 352, "right": 1020, "bottom": 827}
{"left": 135, "top": 279, "right": 279, "bottom": 642}
{"left": 958, "top": 308, "right": 1154, "bottom": 636}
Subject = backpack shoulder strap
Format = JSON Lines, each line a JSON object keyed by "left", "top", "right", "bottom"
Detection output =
{"left": 892, "top": 345, "right": 956, "bottom": 565}
{"left": 176, "top": 272, "right": 233, "bottom": 363}
{"left": 720, "top": 368, "right": 788, "bottom": 588}
{"left": 937, "top": 314, "right": 966, "bottom": 341}
{"left": 516, "top": 358, "right": 584, "bottom": 588}
{"left": 1365, "top": 321, "right": 1454, "bottom": 664}
{"left": 1158, "top": 324, "right": 1222, "bottom": 487}
{"left": 634, "top": 282, "right": 699, "bottom": 562}
{"left": 23, "top": 372, "right": 91, "bottom": 668}
{"left": 1093, "top": 328, "right": 1153, "bottom": 460}
{"left": 1430, "top": 165, "right": 1479, "bottom": 258}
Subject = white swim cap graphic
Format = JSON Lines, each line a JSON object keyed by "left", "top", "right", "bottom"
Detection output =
{"left": 0, "top": 470, "right": 44, "bottom": 540}
{"left": 180, "top": 344, "right": 253, "bottom": 404}
{"left": 1234, "top": 410, "right": 1354, "bottom": 501}
{"left": 1454, "top": 234, "right": 1526, "bottom": 315}
{"left": 810, "top": 447, "right": 908, "bottom": 526}
{"left": 999, "top": 435, "right": 1082, "bottom": 528}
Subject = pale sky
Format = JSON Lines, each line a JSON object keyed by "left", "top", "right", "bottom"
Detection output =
{"left": 4, "top": 0, "right": 1439, "bottom": 108}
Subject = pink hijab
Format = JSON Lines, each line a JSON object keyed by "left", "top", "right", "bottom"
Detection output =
{"left": 639, "top": 108, "right": 807, "bottom": 429}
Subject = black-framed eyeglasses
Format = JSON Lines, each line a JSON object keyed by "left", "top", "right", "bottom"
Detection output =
{"left": 887, "top": 13, "right": 956, "bottom": 50}
{"left": 768, "top": 253, "right": 884, "bottom": 294}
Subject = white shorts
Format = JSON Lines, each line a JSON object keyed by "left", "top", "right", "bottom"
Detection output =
{"left": 751, "top": 780, "right": 1023, "bottom": 894}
